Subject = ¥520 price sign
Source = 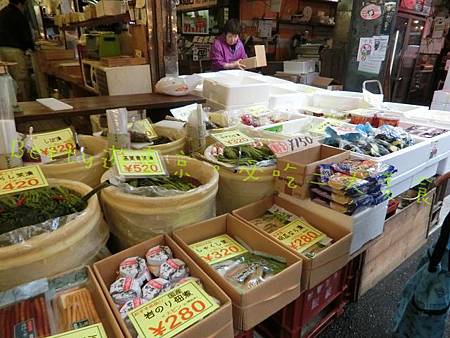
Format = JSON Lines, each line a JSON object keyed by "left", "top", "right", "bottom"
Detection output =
{"left": 271, "top": 219, "right": 325, "bottom": 254}
{"left": 189, "top": 234, "right": 248, "bottom": 265}
{"left": 0, "top": 165, "right": 48, "bottom": 196}
{"left": 113, "top": 149, "right": 167, "bottom": 177}
{"left": 128, "top": 281, "right": 219, "bottom": 338}
{"left": 212, "top": 131, "right": 254, "bottom": 147}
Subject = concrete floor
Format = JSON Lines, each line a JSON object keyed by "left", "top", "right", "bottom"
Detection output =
{"left": 318, "top": 197, "right": 450, "bottom": 338}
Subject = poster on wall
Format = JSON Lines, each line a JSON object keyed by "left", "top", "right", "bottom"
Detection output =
{"left": 400, "top": 0, "right": 432, "bottom": 16}
{"left": 182, "top": 10, "right": 209, "bottom": 35}
{"left": 357, "top": 37, "right": 375, "bottom": 62}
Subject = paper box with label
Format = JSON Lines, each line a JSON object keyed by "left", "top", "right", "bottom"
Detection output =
{"left": 172, "top": 214, "right": 302, "bottom": 331}
{"left": 276, "top": 145, "right": 349, "bottom": 199}
{"left": 93, "top": 235, "right": 233, "bottom": 338}
{"left": 312, "top": 76, "right": 344, "bottom": 91}
{"left": 240, "top": 45, "right": 267, "bottom": 69}
{"left": 233, "top": 195, "right": 352, "bottom": 290}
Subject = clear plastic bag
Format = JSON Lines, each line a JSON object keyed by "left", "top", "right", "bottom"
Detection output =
{"left": 155, "top": 75, "right": 202, "bottom": 96}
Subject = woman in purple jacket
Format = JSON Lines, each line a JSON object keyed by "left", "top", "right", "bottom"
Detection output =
{"left": 210, "top": 19, "right": 248, "bottom": 71}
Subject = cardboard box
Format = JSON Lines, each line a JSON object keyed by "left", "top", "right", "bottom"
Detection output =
{"left": 50, "top": 266, "right": 124, "bottom": 337}
{"left": 93, "top": 235, "right": 233, "bottom": 338}
{"left": 39, "top": 49, "right": 75, "bottom": 61}
{"left": 172, "top": 214, "right": 302, "bottom": 331}
{"left": 312, "top": 76, "right": 344, "bottom": 91}
{"left": 95, "top": 0, "right": 124, "bottom": 17}
{"left": 276, "top": 145, "right": 349, "bottom": 199}
{"left": 233, "top": 195, "right": 352, "bottom": 290}
{"left": 240, "top": 45, "right": 267, "bottom": 69}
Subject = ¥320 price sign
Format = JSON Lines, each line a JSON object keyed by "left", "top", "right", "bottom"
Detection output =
{"left": 128, "top": 281, "right": 219, "bottom": 338}
{"left": 113, "top": 149, "right": 167, "bottom": 177}
{"left": 32, "top": 127, "right": 76, "bottom": 160}
{"left": 189, "top": 234, "right": 248, "bottom": 265}
{"left": 0, "top": 165, "right": 48, "bottom": 196}
{"left": 48, "top": 323, "right": 107, "bottom": 338}
{"left": 212, "top": 131, "right": 254, "bottom": 147}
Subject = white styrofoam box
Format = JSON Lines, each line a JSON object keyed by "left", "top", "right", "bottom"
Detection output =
{"left": 299, "top": 72, "right": 319, "bottom": 85}
{"left": 379, "top": 102, "right": 427, "bottom": 113}
{"left": 431, "top": 102, "right": 450, "bottom": 111}
{"left": 281, "top": 196, "right": 388, "bottom": 254}
{"left": 202, "top": 75, "right": 271, "bottom": 107}
{"left": 283, "top": 59, "right": 316, "bottom": 74}
{"left": 312, "top": 91, "right": 370, "bottom": 111}
{"left": 438, "top": 156, "right": 450, "bottom": 174}
{"left": 268, "top": 86, "right": 305, "bottom": 110}
{"left": 405, "top": 109, "right": 450, "bottom": 125}
{"left": 204, "top": 98, "right": 268, "bottom": 112}
{"left": 432, "top": 90, "right": 450, "bottom": 104}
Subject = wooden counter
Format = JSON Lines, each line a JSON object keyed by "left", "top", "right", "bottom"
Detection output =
{"left": 15, "top": 93, "right": 205, "bottom": 122}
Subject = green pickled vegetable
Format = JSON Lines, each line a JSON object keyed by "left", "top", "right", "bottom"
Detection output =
{"left": 217, "top": 145, "right": 276, "bottom": 166}
{"left": 126, "top": 175, "right": 200, "bottom": 191}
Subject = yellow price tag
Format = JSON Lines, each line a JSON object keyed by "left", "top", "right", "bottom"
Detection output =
{"left": 0, "top": 165, "right": 48, "bottom": 196}
{"left": 32, "top": 128, "right": 76, "bottom": 159}
{"left": 271, "top": 219, "right": 325, "bottom": 254}
{"left": 113, "top": 149, "right": 167, "bottom": 177}
{"left": 189, "top": 234, "right": 248, "bottom": 265}
{"left": 128, "top": 120, "right": 158, "bottom": 140}
{"left": 47, "top": 323, "right": 107, "bottom": 338}
{"left": 128, "top": 281, "right": 219, "bottom": 338}
{"left": 212, "top": 131, "right": 254, "bottom": 147}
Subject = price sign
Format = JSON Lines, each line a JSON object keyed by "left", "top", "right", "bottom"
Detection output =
{"left": 0, "top": 165, "right": 48, "bottom": 196}
{"left": 170, "top": 103, "right": 197, "bottom": 121}
{"left": 128, "top": 281, "right": 219, "bottom": 338}
{"left": 128, "top": 120, "right": 158, "bottom": 140}
{"left": 47, "top": 323, "right": 107, "bottom": 338}
{"left": 271, "top": 219, "right": 325, "bottom": 254}
{"left": 212, "top": 131, "right": 254, "bottom": 147}
{"left": 113, "top": 149, "right": 167, "bottom": 177}
{"left": 268, "top": 136, "right": 316, "bottom": 156}
{"left": 189, "top": 234, "right": 248, "bottom": 265}
{"left": 32, "top": 128, "right": 76, "bottom": 160}
{"left": 264, "top": 125, "right": 283, "bottom": 133}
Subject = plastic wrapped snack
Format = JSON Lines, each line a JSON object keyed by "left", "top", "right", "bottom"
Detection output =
{"left": 109, "top": 277, "right": 142, "bottom": 306}
{"left": 250, "top": 205, "right": 300, "bottom": 233}
{"left": 142, "top": 278, "right": 172, "bottom": 301}
{"left": 119, "top": 257, "right": 151, "bottom": 286}
{"left": 146, "top": 245, "right": 173, "bottom": 276}
{"left": 159, "top": 259, "right": 189, "bottom": 283}
{"left": 119, "top": 298, "right": 145, "bottom": 319}
{"left": 331, "top": 159, "right": 396, "bottom": 181}
{"left": 175, "top": 276, "right": 203, "bottom": 289}
{"left": 327, "top": 173, "right": 370, "bottom": 195}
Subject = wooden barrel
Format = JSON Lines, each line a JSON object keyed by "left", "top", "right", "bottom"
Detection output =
{"left": 39, "top": 135, "right": 108, "bottom": 187}
{"left": 0, "top": 179, "right": 108, "bottom": 291}
{"left": 100, "top": 155, "right": 219, "bottom": 250}
{"left": 204, "top": 143, "right": 276, "bottom": 214}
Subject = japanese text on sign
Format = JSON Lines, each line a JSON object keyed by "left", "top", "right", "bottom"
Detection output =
{"left": 31, "top": 127, "right": 76, "bottom": 161}
{"left": 47, "top": 323, "right": 107, "bottom": 338}
{"left": 128, "top": 281, "right": 219, "bottom": 338}
{"left": 113, "top": 149, "right": 167, "bottom": 177}
{"left": 212, "top": 131, "right": 254, "bottom": 147}
{"left": 189, "top": 234, "right": 248, "bottom": 265}
{"left": 0, "top": 165, "right": 48, "bottom": 196}
{"left": 271, "top": 219, "right": 325, "bottom": 253}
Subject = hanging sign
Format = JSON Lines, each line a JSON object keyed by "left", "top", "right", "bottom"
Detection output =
{"left": 113, "top": 149, "right": 167, "bottom": 177}
{"left": 0, "top": 165, "right": 48, "bottom": 196}
{"left": 189, "top": 234, "right": 249, "bottom": 265}
{"left": 128, "top": 281, "right": 219, "bottom": 338}
{"left": 360, "top": 4, "right": 382, "bottom": 21}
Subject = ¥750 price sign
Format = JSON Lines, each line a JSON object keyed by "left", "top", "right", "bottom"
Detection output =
{"left": 113, "top": 149, "right": 167, "bottom": 177}
{"left": 212, "top": 131, "right": 254, "bottom": 147}
{"left": 128, "top": 281, "right": 219, "bottom": 338}
{"left": 0, "top": 165, "right": 48, "bottom": 196}
{"left": 189, "top": 234, "right": 248, "bottom": 265}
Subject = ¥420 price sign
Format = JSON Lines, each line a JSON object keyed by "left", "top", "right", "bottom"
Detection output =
{"left": 189, "top": 234, "right": 248, "bottom": 265}
{"left": 128, "top": 281, "right": 219, "bottom": 338}
{"left": 113, "top": 149, "right": 167, "bottom": 177}
{"left": 212, "top": 131, "right": 254, "bottom": 147}
{"left": 0, "top": 165, "right": 48, "bottom": 196}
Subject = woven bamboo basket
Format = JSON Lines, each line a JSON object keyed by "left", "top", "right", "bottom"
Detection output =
{"left": 204, "top": 142, "right": 276, "bottom": 214}
{"left": 39, "top": 135, "right": 108, "bottom": 187}
{"left": 100, "top": 155, "right": 219, "bottom": 250}
{"left": 0, "top": 178, "right": 108, "bottom": 291}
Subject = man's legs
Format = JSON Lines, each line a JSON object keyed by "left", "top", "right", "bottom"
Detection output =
{"left": 0, "top": 47, "right": 31, "bottom": 101}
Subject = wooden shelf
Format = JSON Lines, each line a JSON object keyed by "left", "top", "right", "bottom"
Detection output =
{"left": 61, "top": 13, "right": 130, "bottom": 30}
{"left": 278, "top": 20, "right": 335, "bottom": 28}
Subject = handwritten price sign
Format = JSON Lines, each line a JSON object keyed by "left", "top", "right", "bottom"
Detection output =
{"left": 0, "top": 165, "right": 48, "bottom": 196}
{"left": 212, "top": 131, "right": 254, "bottom": 147}
{"left": 48, "top": 323, "right": 107, "bottom": 338}
{"left": 113, "top": 149, "right": 167, "bottom": 177}
{"left": 268, "top": 136, "right": 316, "bottom": 156}
{"left": 129, "top": 281, "right": 219, "bottom": 338}
{"left": 189, "top": 234, "right": 248, "bottom": 265}
{"left": 271, "top": 219, "right": 325, "bottom": 254}
{"left": 32, "top": 128, "right": 76, "bottom": 160}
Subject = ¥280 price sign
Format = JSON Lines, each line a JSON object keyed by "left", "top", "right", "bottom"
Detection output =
{"left": 128, "top": 281, "right": 219, "bottom": 338}
{"left": 189, "top": 234, "right": 248, "bottom": 265}
{"left": 113, "top": 149, "right": 167, "bottom": 177}
{"left": 0, "top": 165, "right": 48, "bottom": 196}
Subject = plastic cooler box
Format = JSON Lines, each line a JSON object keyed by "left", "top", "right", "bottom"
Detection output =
{"left": 268, "top": 86, "right": 307, "bottom": 111}
{"left": 312, "top": 91, "right": 371, "bottom": 112}
{"left": 202, "top": 75, "right": 271, "bottom": 107}
{"left": 283, "top": 59, "right": 316, "bottom": 74}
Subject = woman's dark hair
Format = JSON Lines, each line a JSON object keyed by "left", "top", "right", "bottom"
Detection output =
{"left": 10, "top": 0, "right": 27, "bottom": 5}
{"left": 223, "top": 19, "right": 241, "bottom": 35}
